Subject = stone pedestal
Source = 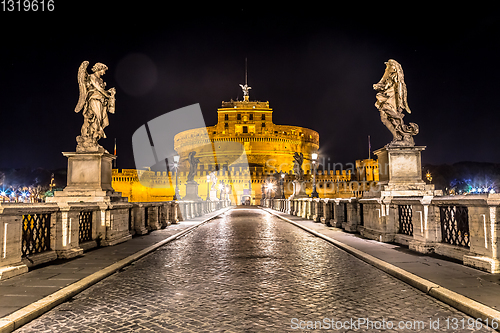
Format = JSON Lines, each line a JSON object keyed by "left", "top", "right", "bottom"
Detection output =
{"left": 371, "top": 145, "right": 439, "bottom": 197}
{"left": 376, "top": 145, "right": 425, "bottom": 188}
{"left": 209, "top": 189, "right": 219, "bottom": 201}
{"left": 360, "top": 144, "right": 441, "bottom": 243}
{"left": 289, "top": 180, "right": 308, "bottom": 199}
{"left": 46, "top": 151, "right": 131, "bottom": 251}
{"left": 47, "top": 151, "right": 125, "bottom": 203}
{"left": 183, "top": 181, "right": 201, "bottom": 201}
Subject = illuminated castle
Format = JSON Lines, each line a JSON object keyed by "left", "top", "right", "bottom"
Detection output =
{"left": 113, "top": 84, "right": 357, "bottom": 204}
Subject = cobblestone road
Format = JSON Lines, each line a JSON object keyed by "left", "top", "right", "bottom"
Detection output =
{"left": 16, "top": 207, "right": 495, "bottom": 332}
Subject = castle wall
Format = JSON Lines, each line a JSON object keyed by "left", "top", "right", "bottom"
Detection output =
{"left": 112, "top": 167, "right": 358, "bottom": 205}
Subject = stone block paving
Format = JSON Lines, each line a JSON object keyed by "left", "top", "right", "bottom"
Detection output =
{"left": 15, "top": 207, "right": 495, "bottom": 332}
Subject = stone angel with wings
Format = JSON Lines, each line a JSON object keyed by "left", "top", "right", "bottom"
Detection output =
{"left": 74, "top": 61, "right": 116, "bottom": 152}
{"left": 293, "top": 152, "right": 304, "bottom": 181}
{"left": 373, "top": 59, "right": 418, "bottom": 146}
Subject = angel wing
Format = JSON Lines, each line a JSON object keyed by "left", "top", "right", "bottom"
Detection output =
{"left": 398, "top": 79, "right": 411, "bottom": 114}
{"left": 393, "top": 60, "right": 412, "bottom": 114}
{"left": 74, "top": 61, "right": 89, "bottom": 113}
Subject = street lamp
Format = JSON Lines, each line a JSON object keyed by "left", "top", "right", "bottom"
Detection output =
{"left": 311, "top": 152, "right": 319, "bottom": 198}
{"left": 425, "top": 170, "right": 432, "bottom": 183}
{"left": 280, "top": 172, "right": 286, "bottom": 199}
{"left": 173, "top": 154, "right": 180, "bottom": 200}
{"left": 49, "top": 173, "right": 56, "bottom": 194}
{"left": 206, "top": 174, "right": 211, "bottom": 201}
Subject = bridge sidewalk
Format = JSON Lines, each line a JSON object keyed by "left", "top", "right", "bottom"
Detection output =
{"left": 262, "top": 208, "right": 500, "bottom": 322}
{"left": 0, "top": 207, "right": 231, "bottom": 332}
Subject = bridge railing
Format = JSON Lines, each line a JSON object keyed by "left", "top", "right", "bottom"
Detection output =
{"left": 262, "top": 194, "right": 500, "bottom": 274}
{"left": 0, "top": 199, "right": 230, "bottom": 280}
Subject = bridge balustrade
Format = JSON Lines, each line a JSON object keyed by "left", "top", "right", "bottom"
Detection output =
{"left": 0, "top": 199, "right": 229, "bottom": 280}
{"left": 263, "top": 194, "right": 500, "bottom": 274}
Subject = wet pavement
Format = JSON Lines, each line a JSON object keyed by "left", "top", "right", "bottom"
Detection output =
{"left": 14, "top": 207, "right": 495, "bottom": 332}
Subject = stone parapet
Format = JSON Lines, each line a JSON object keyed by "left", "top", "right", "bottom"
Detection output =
{"left": 264, "top": 193, "right": 500, "bottom": 273}
{"left": 0, "top": 199, "right": 228, "bottom": 280}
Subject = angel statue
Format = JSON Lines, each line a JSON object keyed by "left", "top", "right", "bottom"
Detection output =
{"left": 293, "top": 152, "right": 304, "bottom": 181}
{"left": 209, "top": 171, "right": 218, "bottom": 190}
{"left": 187, "top": 151, "right": 200, "bottom": 182}
{"left": 373, "top": 59, "right": 418, "bottom": 146}
{"left": 239, "top": 83, "right": 251, "bottom": 97}
{"left": 74, "top": 61, "right": 116, "bottom": 152}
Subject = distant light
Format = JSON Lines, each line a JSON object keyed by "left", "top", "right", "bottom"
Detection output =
{"left": 0, "top": 191, "right": 5, "bottom": 196}
{"left": 312, "top": 153, "right": 318, "bottom": 161}
{"left": 483, "top": 188, "right": 489, "bottom": 193}
{"left": 471, "top": 188, "right": 476, "bottom": 193}
{"left": 490, "top": 189, "right": 496, "bottom": 194}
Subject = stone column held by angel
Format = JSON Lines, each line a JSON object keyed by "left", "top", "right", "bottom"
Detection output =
{"left": 74, "top": 61, "right": 116, "bottom": 152}
{"left": 373, "top": 59, "right": 418, "bottom": 146}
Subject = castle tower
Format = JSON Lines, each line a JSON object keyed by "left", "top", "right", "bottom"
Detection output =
{"left": 173, "top": 84, "right": 319, "bottom": 204}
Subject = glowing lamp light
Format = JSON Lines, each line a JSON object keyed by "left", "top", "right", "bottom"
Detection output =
{"left": 471, "top": 188, "right": 477, "bottom": 193}
{"left": 490, "top": 189, "right": 496, "bottom": 194}
{"left": 0, "top": 191, "right": 5, "bottom": 196}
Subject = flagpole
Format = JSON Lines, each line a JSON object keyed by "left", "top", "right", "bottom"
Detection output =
{"left": 368, "top": 135, "right": 371, "bottom": 159}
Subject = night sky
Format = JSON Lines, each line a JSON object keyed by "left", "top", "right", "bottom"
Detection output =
{"left": 1, "top": 4, "right": 499, "bottom": 170}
